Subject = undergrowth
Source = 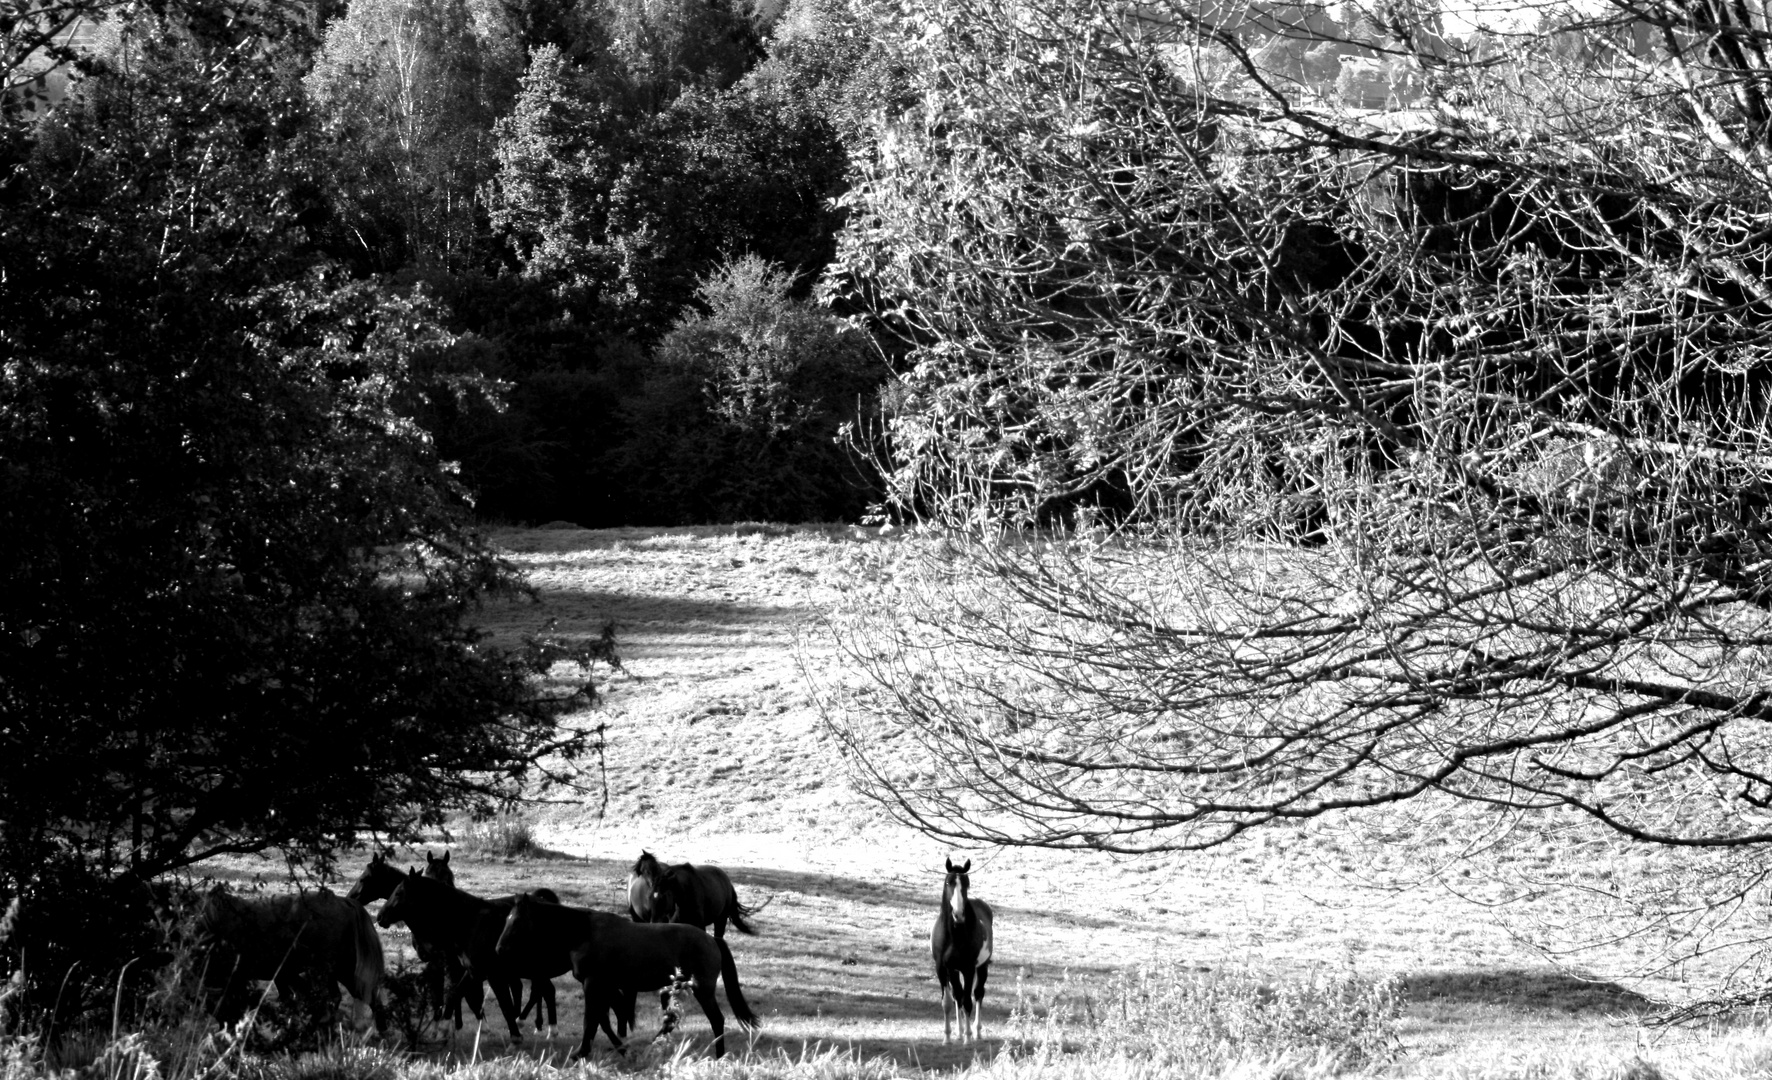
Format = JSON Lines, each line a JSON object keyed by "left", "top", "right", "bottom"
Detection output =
{"left": 450, "top": 815, "right": 536, "bottom": 859}
{"left": 1005, "top": 961, "right": 1402, "bottom": 1071}
{"left": 6, "top": 959, "right": 1771, "bottom": 1080}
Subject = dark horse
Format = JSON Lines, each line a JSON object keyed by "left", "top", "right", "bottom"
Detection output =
{"left": 930, "top": 858, "right": 993, "bottom": 1044}
{"left": 346, "top": 850, "right": 478, "bottom": 1026}
{"left": 420, "top": 852, "right": 558, "bottom": 1032}
{"left": 496, "top": 893, "right": 758, "bottom": 1060}
{"left": 194, "top": 886, "right": 385, "bottom": 1032}
{"left": 346, "top": 850, "right": 557, "bottom": 1031}
{"left": 633, "top": 850, "right": 760, "bottom": 940}
{"left": 376, "top": 871, "right": 563, "bottom": 1042}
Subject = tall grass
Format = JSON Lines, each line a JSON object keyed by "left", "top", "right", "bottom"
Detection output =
{"left": 451, "top": 815, "right": 537, "bottom": 860}
{"left": 1005, "top": 962, "right": 1402, "bottom": 1072}
{"left": 8, "top": 958, "right": 1772, "bottom": 1080}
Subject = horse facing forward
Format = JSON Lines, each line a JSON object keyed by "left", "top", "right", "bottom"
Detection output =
{"left": 194, "top": 886, "right": 385, "bottom": 1032}
{"left": 496, "top": 892, "right": 758, "bottom": 1060}
{"left": 931, "top": 857, "right": 993, "bottom": 1044}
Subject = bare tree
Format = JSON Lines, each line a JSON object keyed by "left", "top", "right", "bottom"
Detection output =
{"left": 820, "top": 0, "right": 1772, "bottom": 995}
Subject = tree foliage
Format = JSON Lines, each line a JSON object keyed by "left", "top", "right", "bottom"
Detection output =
{"left": 306, "top": 0, "right": 523, "bottom": 270}
{"left": 0, "top": 4, "right": 612, "bottom": 1019}
{"left": 613, "top": 255, "right": 884, "bottom": 522}
{"left": 822, "top": 0, "right": 1772, "bottom": 993}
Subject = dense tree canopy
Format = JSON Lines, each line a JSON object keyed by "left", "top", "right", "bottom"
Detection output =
{"left": 0, "top": 3, "right": 611, "bottom": 1019}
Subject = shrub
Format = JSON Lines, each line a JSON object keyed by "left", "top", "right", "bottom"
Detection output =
{"left": 610, "top": 255, "right": 886, "bottom": 525}
{"left": 453, "top": 814, "right": 536, "bottom": 859}
{"left": 1008, "top": 962, "right": 1402, "bottom": 1071}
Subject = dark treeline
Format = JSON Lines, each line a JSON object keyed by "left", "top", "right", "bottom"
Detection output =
{"left": 21, "top": 0, "right": 898, "bottom": 527}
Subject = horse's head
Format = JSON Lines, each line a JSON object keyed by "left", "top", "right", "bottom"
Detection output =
{"left": 377, "top": 868, "right": 427, "bottom": 930}
{"left": 942, "top": 858, "right": 973, "bottom": 923}
{"left": 425, "top": 850, "right": 454, "bottom": 888}
{"left": 633, "top": 849, "right": 661, "bottom": 880}
{"left": 496, "top": 892, "right": 539, "bottom": 963}
{"left": 345, "top": 849, "right": 399, "bottom": 905}
{"left": 649, "top": 869, "right": 683, "bottom": 924}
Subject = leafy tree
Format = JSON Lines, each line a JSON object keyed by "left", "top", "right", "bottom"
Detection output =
{"left": 823, "top": 0, "right": 1772, "bottom": 998}
{"left": 613, "top": 255, "right": 883, "bottom": 522}
{"left": 306, "top": 0, "right": 523, "bottom": 271}
{"left": 494, "top": 40, "right": 848, "bottom": 339}
{"left": 602, "top": 0, "right": 762, "bottom": 112}
{"left": 0, "top": 5, "right": 609, "bottom": 1020}
{"left": 604, "top": 79, "right": 851, "bottom": 335}
{"left": 751, "top": 0, "right": 909, "bottom": 153}
{"left": 491, "top": 42, "right": 637, "bottom": 293}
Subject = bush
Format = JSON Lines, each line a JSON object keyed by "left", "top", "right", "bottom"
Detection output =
{"left": 453, "top": 814, "right": 536, "bottom": 859}
{"left": 610, "top": 255, "right": 885, "bottom": 524}
{"left": 1008, "top": 962, "right": 1402, "bottom": 1071}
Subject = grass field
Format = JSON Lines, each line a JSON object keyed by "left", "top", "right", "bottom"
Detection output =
{"left": 174, "top": 525, "right": 1772, "bottom": 1076}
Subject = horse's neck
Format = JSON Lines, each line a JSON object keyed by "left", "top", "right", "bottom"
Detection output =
{"left": 368, "top": 868, "right": 401, "bottom": 902}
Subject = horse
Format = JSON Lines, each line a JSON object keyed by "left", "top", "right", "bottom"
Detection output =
{"left": 930, "top": 857, "right": 993, "bottom": 1044}
{"left": 348, "top": 852, "right": 559, "bottom": 1034}
{"left": 193, "top": 886, "right": 385, "bottom": 1033}
{"left": 635, "top": 851, "right": 760, "bottom": 940}
{"left": 347, "top": 850, "right": 474, "bottom": 1026}
{"left": 416, "top": 851, "right": 557, "bottom": 1032}
{"left": 495, "top": 892, "right": 758, "bottom": 1060}
{"left": 376, "top": 871, "right": 564, "bottom": 1043}
{"left": 626, "top": 870, "right": 652, "bottom": 922}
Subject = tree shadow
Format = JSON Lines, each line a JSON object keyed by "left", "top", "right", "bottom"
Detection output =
{"left": 1401, "top": 969, "right": 1654, "bottom": 1016}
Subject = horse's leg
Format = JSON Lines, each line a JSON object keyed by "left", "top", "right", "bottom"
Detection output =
{"left": 615, "top": 987, "right": 636, "bottom": 1039}
{"left": 442, "top": 969, "right": 480, "bottom": 1029}
{"left": 937, "top": 967, "right": 955, "bottom": 1045}
{"left": 693, "top": 981, "right": 726, "bottom": 1059}
{"left": 489, "top": 975, "right": 524, "bottom": 1042}
{"left": 955, "top": 966, "right": 976, "bottom": 1044}
{"left": 972, "top": 962, "right": 991, "bottom": 1041}
{"left": 543, "top": 979, "right": 557, "bottom": 1033}
{"left": 597, "top": 993, "right": 624, "bottom": 1054}
{"left": 572, "top": 983, "right": 598, "bottom": 1061}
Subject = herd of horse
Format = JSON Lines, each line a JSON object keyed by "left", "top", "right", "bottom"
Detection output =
{"left": 191, "top": 851, "right": 995, "bottom": 1059}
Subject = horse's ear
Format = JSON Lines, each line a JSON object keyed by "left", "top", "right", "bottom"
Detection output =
{"left": 441, "top": 850, "right": 450, "bottom": 866}
{"left": 961, "top": 859, "right": 971, "bottom": 873}
{"left": 408, "top": 867, "right": 421, "bottom": 878}
{"left": 945, "top": 857, "right": 957, "bottom": 873}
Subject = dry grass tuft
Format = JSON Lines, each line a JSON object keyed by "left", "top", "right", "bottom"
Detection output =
{"left": 451, "top": 814, "right": 538, "bottom": 859}
{"left": 1005, "top": 963, "right": 1401, "bottom": 1072}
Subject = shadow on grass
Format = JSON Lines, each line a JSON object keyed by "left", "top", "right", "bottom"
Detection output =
{"left": 1401, "top": 969, "right": 1653, "bottom": 1016}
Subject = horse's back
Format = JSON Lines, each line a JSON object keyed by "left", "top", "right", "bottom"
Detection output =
{"left": 198, "top": 889, "right": 374, "bottom": 982}
{"left": 667, "top": 863, "right": 737, "bottom": 925}
{"left": 584, "top": 910, "right": 719, "bottom": 988}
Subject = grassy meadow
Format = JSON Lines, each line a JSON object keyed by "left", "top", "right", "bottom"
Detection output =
{"left": 19, "top": 524, "right": 1772, "bottom": 1079}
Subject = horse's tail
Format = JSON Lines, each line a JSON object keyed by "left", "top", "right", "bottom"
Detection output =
{"left": 728, "top": 892, "right": 768, "bottom": 936}
{"left": 715, "top": 937, "right": 759, "bottom": 1029}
